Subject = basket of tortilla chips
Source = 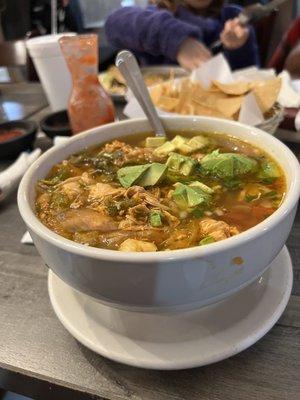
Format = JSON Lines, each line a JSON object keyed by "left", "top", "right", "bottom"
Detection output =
{"left": 148, "top": 76, "right": 284, "bottom": 135}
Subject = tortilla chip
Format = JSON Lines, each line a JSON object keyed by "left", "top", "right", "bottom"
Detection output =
{"left": 192, "top": 102, "right": 231, "bottom": 119}
{"left": 207, "top": 84, "right": 221, "bottom": 93}
{"left": 213, "top": 80, "right": 251, "bottom": 95}
{"left": 216, "top": 96, "right": 243, "bottom": 118}
{"left": 252, "top": 78, "right": 281, "bottom": 113}
{"left": 175, "top": 83, "right": 193, "bottom": 113}
{"left": 150, "top": 85, "right": 163, "bottom": 104}
{"left": 192, "top": 91, "right": 228, "bottom": 108}
{"left": 108, "top": 66, "right": 126, "bottom": 85}
{"left": 180, "top": 103, "right": 195, "bottom": 115}
{"left": 157, "top": 96, "right": 179, "bottom": 112}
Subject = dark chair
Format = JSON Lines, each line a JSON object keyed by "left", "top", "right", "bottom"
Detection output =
{"left": 0, "top": 39, "right": 28, "bottom": 82}
{"left": 254, "top": 11, "right": 277, "bottom": 67}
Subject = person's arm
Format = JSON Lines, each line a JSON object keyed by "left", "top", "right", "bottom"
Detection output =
{"left": 223, "top": 26, "right": 260, "bottom": 69}
{"left": 105, "top": 6, "right": 202, "bottom": 62}
{"left": 220, "top": 4, "right": 260, "bottom": 69}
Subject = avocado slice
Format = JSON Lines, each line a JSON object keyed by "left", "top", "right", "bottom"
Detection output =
{"left": 187, "top": 135, "right": 210, "bottom": 151}
{"left": 138, "top": 163, "right": 168, "bottom": 187}
{"left": 145, "top": 136, "right": 167, "bottom": 148}
{"left": 257, "top": 159, "right": 281, "bottom": 183}
{"left": 174, "top": 135, "right": 210, "bottom": 155}
{"left": 189, "top": 181, "right": 214, "bottom": 194}
{"left": 171, "top": 135, "right": 186, "bottom": 147}
{"left": 176, "top": 143, "right": 193, "bottom": 155}
{"left": 117, "top": 164, "right": 149, "bottom": 188}
{"left": 171, "top": 183, "right": 189, "bottom": 209}
{"left": 201, "top": 149, "right": 258, "bottom": 179}
{"left": 153, "top": 135, "right": 188, "bottom": 157}
{"left": 153, "top": 135, "right": 210, "bottom": 157}
{"left": 117, "top": 163, "right": 167, "bottom": 188}
{"left": 166, "top": 152, "right": 197, "bottom": 177}
{"left": 171, "top": 181, "right": 213, "bottom": 209}
{"left": 153, "top": 141, "right": 176, "bottom": 157}
{"left": 175, "top": 135, "right": 209, "bottom": 155}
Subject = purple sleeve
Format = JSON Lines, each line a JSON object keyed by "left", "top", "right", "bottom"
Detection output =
{"left": 224, "top": 27, "right": 260, "bottom": 69}
{"left": 105, "top": 6, "right": 202, "bottom": 61}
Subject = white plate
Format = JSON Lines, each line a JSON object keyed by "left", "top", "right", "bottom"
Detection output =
{"left": 48, "top": 246, "right": 293, "bottom": 370}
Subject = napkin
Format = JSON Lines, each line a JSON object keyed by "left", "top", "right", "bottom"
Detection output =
{"left": 239, "top": 92, "right": 264, "bottom": 126}
{"left": 0, "top": 149, "right": 41, "bottom": 203}
{"left": 191, "top": 53, "right": 233, "bottom": 87}
{"left": 277, "top": 71, "right": 300, "bottom": 108}
{"left": 277, "top": 75, "right": 300, "bottom": 131}
{"left": 21, "top": 231, "right": 34, "bottom": 244}
{"left": 21, "top": 136, "right": 70, "bottom": 245}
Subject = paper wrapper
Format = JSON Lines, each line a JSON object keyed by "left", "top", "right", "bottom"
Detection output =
{"left": 124, "top": 54, "right": 300, "bottom": 126}
{"left": 0, "top": 149, "right": 41, "bottom": 203}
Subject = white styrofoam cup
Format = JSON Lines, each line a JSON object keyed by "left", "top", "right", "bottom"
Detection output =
{"left": 26, "top": 33, "right": 76, "bottom": 111}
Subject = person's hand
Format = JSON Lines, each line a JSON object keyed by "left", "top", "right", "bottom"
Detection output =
{"left": 220, "top": 18, "right": 249, "bottom": 50}
{"left": 177, "top": 37, "right": 212, "bottom": 71}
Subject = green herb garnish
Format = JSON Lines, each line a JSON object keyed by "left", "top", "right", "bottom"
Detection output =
{"left": 149, "top": 211, "right": 163, "bottom": 227}
{"left": 199, "top": 236, "right": 215, "bottom": 245}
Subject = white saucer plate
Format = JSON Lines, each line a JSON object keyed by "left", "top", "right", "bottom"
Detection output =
{"left": 48, "top": 246, "right": 293, "bottom": 370}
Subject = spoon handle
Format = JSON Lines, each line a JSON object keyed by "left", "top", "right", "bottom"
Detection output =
{"left": 115, "top": 50, "right": 166, "bottom": 137}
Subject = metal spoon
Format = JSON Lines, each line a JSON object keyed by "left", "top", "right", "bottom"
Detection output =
{"left": 115, "top": 50, "right": 166, "bottom": 137}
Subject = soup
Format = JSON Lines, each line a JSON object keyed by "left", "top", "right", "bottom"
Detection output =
{"left": 35, "top": 131, "right": 286, "bottom": 252}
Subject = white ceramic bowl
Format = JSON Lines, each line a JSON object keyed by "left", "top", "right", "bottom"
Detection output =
{"left": 18, "top": 117, "right": 300, "bottom": 312}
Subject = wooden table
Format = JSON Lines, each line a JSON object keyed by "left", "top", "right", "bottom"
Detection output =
{"left": 0, "top": 84, "right": 299, "bottom": 400}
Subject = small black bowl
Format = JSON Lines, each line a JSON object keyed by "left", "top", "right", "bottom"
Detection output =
{"left": 40, "top": 110, "right": 72, "bottom": 138}
{"left": 0, "top": 120, "right": 38, "bottom": 159}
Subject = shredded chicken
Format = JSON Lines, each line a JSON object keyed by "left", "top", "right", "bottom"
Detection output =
{"left": 96, "top": 229, "right": 168, "bottom": 248}
{"left": 118, "top": 205, "right": 150, "bottom": 230}
{"left": 119, "top": 239, "right": 157, "bottom": 252}
{"left": 162, "top": 222, "right": 199, "bottom": 250}
{"left": 199, "top": 218, "right": 239, "bottom": 242}
{"left": 125, "top": 186, "right": 170, "bottom": 210}
{"left": 81, "top": 172, "right": 95, "bottom": 186}
{"left": 162, "top": 210, "right": 180, "bottom": 227}
{"left": 57, "top": 209, "right": 118, "bottom": 233}
{"left": 36, "top": 192, "right": 50, "bottom": 210}
{"left": 147, "top": 187, "right": 161, "bottom": 199}
{"left": 127, "top": 204, "right": 149, "bottom": 223}
{"left": 88, "top": 182, "right": 125, "bottom": 202}
{"left": 101, "top": 140, "right": 163, "bottom": 166}
{"left": 59, "top": 180, "right": 83, "bottom": 201}
{"left": 55, "top": 176, "right": 81, "bottom": 188}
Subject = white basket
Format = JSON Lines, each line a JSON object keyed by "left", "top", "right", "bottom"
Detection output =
{"left": 256, "top": 103, "right": 284, "bottom": 135}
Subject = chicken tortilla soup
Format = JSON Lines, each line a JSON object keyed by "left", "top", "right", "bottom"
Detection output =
{"left": 35, "top": 132, "right": 286, "bottom": 252}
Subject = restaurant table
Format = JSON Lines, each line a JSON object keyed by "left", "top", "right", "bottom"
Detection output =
{"left": 0, "top": 83, "right": 48, "bottom": 122}
{"left": 0, "top": 83, "right": 299, "bottom": 400}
